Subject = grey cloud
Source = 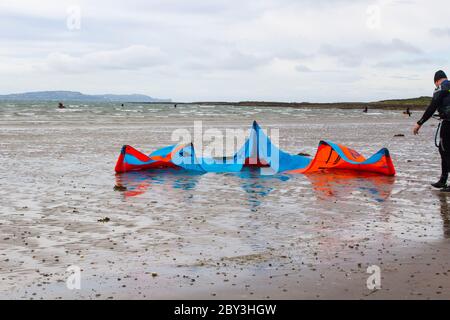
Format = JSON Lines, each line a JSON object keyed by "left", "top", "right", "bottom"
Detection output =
{"left": 430, "top": 27, "right": 450, "bottom": 37}
{"left": 389, "top": 74, "right": 421, "bottom": 80}
{"left": 219, "top": 51, "right": 271, "bottom": 70}
{"left": 320, "top": 39, "right": 423, "bottom": 67}
{"left": 319, "top": 44, "right": 364, "bottom": 67}
{"left": 274, "top": 49, "right": 313, "bottom": 61}
{"left": 375, "top": 57, "right": 432, "bottom": 68}
{"left": 0, "top": 13, "right": 67, "bottom": 42}
{"left": 295, "top": 65, "right": 313, "bottom": 72}
{"left": 184, "top": 50, "right": 272, "bottom": 72}
{"left": 364, "top": 39, "right": 422, "bottom": 55}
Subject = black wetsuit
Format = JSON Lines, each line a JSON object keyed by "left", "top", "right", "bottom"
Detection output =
{"left": 417, "top": 80, "right": 450, "bottom": 179}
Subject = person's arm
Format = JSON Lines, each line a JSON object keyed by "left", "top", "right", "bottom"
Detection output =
{"left": 414, "top": 87, "right": 446, "bottom": 134}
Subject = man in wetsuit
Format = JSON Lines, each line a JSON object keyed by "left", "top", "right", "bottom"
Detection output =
{"left": 414, "top": 70, "right": 450, "bottom": 189}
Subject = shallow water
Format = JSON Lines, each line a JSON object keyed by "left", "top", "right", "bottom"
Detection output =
{"left": 0, "top": 101, "right": 449, "bottom": 299}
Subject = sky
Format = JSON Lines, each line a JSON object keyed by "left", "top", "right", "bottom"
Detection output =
{"left": 0, "top": 0, "right": 449, "bottom": 102}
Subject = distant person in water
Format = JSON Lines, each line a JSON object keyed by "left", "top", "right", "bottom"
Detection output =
{"left": 404, "top": 107, "right": 411, "bottom": 117}
{"left": 363, "top": 106, "right": 368, "bottom": 113}
{"left": 58, "top": 102, "right": 65, "bottom": 109}
{"left": 414, "top": 70, "right": 450, "bottom": 190}
{"left": 121, "top": 103, "right": 124, "bottom": 107}
{"left": 174, "top": 104, "right": 177, "bottom": 108}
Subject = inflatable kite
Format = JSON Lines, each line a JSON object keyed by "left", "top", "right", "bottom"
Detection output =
{"left": 115, "top": 121, "right": 395, "bottom": 176}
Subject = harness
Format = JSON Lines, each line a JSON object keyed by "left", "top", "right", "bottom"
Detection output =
{"left": 435, "top": 117, "right": 442, "bottom": 148}
{"left": 433, "top": 89, "right": 450, "bottom": 148}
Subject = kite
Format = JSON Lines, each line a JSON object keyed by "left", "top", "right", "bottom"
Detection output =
{"left": 115, "top": 121, "right": 395, "bottom": 176}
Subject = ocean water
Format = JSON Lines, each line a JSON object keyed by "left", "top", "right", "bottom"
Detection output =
{"left": 0, "top": 101, "right": 449, "bottom": 299}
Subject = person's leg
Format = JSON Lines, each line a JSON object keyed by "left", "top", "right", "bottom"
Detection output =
{"left": 437, "top": 122, "right": 450, "bottom": 189}
{"left": 433, "top": 122, "right": 449, "bottom": 188}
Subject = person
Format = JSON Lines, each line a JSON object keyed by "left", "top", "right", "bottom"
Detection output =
{"left": 404, "top": 107, "right": 411, "bottom": 117}
{"left": 58, "top": 102, "right": 65, "bottom": 109}
{"left": 363, "top": 106, "right": 368, "bottom": 113}
{"left": 413, "top": 70, "right": 450, "bottom": 189}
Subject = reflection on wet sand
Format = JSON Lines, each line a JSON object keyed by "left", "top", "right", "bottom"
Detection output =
{"left": 115, "top": 168, "right": 291, "bottom": 210}
{"left": 305, "top": 170, "right": 395, "bottom": 202}
{"left": 115, "top": 169, "right": 203, "bottom": 198}
{"left": 435, "top": 191, "right": 450, "bottom": 239}
{"left": 228, "top": 169, "right": 290, "bottom": 211}
{"left": 115, "top": 168, "right": 395, "bottom": 205}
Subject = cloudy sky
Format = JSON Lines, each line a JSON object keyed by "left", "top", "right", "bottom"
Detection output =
{"left": 0, "top": 0, "right": 449, "bottom": 102}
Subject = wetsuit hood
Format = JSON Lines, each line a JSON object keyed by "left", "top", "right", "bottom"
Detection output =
{"left": 435, "top": 70, "right": 447, "bottom": 83}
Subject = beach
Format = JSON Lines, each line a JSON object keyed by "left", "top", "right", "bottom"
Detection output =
{"left": 0, "top": 102, "right": 449, "bottom": 299}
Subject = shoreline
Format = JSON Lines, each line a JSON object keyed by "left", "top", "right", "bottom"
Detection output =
{"left": 191, "top": 101, "right": 428, "bottom": 110}
{"left": 0, "top": 97, "right": 431, "bottom": 110}
{"left": 139, "top": 97, "right": 431, "bottom": 110}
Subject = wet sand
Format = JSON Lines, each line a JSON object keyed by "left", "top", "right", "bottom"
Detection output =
{"left": 0, "top": 102, "right": 449, "bottom": 299}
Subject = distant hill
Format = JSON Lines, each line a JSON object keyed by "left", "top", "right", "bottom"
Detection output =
{"left": 366, "top": 96, "right": 431, "bottom": 110}
{"left": 194, "top": 96, "right": 432, "bottom": 110}
{"left": 374, "top": 96, "right": 431, "bottom": 106}
{"left": 0, "top": 91, "right": 171, "bottom": 103}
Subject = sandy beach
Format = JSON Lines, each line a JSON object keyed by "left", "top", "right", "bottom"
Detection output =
{"left": 1, "top": 102, "right": 449, "bottom": 299}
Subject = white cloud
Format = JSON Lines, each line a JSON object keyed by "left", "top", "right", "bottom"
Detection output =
{"left": 43, "top": 45, "right": 166, "bottom": 73}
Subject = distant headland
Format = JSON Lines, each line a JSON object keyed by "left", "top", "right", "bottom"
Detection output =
{"left": 0, "top": 91, "right": 171, "bottom": 103}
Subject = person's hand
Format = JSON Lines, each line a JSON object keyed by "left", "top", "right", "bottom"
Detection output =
{"left": 413, "top": 123, "right": 421, "bottom": 135}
